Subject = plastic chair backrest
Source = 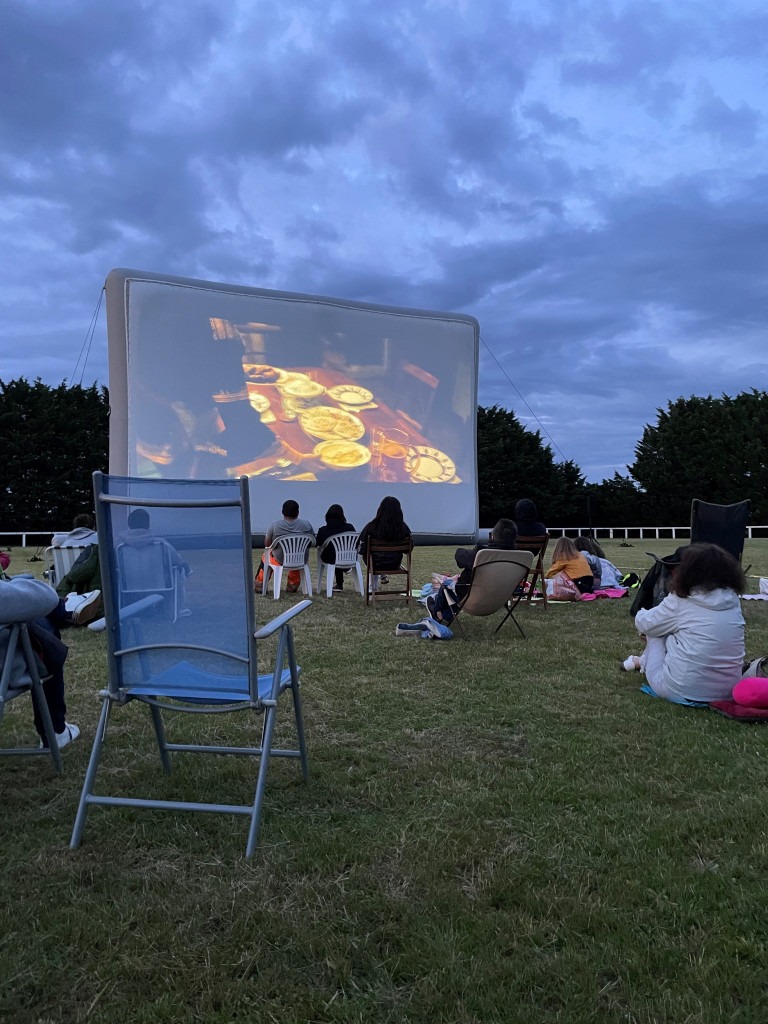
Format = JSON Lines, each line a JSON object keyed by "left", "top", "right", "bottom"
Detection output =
{"left": 272, "top": 534, "right": 313, "bottom": 567}
{"left": 325, "top": 532, "right": 361, "bottom": 566}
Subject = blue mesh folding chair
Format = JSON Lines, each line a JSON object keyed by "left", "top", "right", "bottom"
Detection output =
{"left": 70, "top": 473, "right": 311, "bottom": 857}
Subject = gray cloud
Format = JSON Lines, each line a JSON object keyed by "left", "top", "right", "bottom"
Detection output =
{"left": 2, "top": 0, "right": 767, "bottom": 482}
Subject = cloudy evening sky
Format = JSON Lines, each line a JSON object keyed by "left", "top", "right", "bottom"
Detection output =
{"left": 2, "top": 0, "right": 767, "bottom": 481}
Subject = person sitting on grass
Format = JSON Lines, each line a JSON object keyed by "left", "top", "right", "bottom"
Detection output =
{"left": 427, "top": 518, "right": 518, "bottom": 624}
{"left": 257, "top": 500, "right": 315, "bottom": 594}
{"left": 621, "top": 542, "right": 745, "bottom": 705}
{"left": 316, "top": 504, "right": 356, "bottom": 593}
{"left": 0, "top": 575, "right": 80, "bottom": 749}
{"left": 54, "top": 541, "right": 103, "bottom": 627}
{"left": 545, "top": 536, "right": 594, "bottom": 597}
{"left": 358, "top": 496, "right": 411, "bottom": 591}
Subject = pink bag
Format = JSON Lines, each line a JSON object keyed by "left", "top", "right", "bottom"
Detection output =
{"left": 550, "top": 571, "right": 582, "bottom": 601}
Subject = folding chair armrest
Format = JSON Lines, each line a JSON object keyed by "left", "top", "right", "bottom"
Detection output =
{"left": 119, "top": 594, "right": 164, "bottom": 620}
{"left": 254, "top": 599, "right": 312, "bottom": 639}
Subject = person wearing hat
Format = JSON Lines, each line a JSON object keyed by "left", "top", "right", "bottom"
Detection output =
{"left": 621, "top": 543, "right": 745, "bottom": 704}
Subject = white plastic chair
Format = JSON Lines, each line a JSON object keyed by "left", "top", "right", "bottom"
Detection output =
{"left": 262, "top": 534, "right": 313, "bottom": 599}
{"left": 44, "top": 545, "right": 92, "bottom": 587}
{"left": 316, "top": 532, "right": 363, "bottom": 597}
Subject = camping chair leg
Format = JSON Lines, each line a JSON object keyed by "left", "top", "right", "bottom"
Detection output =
{"left": 149, "top": 703, "right": 171, "bottom": 774}
{"left": 246, "top": 704, "right": 279, "bottom": 858}
{"left": 70, "top": 697, "right": 112, "bottom": 849}
{"left": 287, "top": 629, "right": 309, "bottom": 781}
{"left": 495, "top": 610, "right": 526, "bottom": 638}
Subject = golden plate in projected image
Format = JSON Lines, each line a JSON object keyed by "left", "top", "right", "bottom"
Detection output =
{"left": 406, "top": 446, "right": 456, "bottom": 483}
{"left": 314, "top": 440, "right": 372, "bottom": 469}
{"left": 298, "top": 405, "right": 366, "bottom": 442}
{"left": 326, "top": 384, "right": 374, "bottom": 406}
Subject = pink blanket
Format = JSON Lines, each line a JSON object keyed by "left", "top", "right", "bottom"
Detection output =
{"left": 580, "top": 587, "right": 627, "bottom": 602}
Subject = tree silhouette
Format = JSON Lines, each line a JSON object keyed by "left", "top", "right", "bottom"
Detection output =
{"left": 1, "top": 378, "right": 109, "bottom": 530}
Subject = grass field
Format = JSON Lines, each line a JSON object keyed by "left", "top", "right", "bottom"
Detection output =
{"left": 3, "top": 540, "right": 768, "bottom": 1024}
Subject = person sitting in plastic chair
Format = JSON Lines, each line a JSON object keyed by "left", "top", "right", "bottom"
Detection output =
{"left": 256, "top": 500, "right": 315, "bottom": 595}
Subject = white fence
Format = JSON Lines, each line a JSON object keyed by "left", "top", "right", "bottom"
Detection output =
{"left": 3, "top": 526, "right": 768, "bottom": 548}
{"left": 547, "top": 526, "right": 768, "bottom": 540}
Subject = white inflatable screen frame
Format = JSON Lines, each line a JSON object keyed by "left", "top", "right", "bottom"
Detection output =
{"left": 106, "top": 268, "right": 479, "bottom": 541}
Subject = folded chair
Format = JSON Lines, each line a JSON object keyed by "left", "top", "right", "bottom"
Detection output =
{"left": 70, "top": 473, "right": 311, "bottom": 858}
{"left": 690, "top": 499, "right": 750, "bottom": 563}
{"left": 515, "top": 533, "right": 550, "bottom": 610}
{"left": 262, "top": 534, "right": 314, "bottom": 598}
{"left": 365, "top": 539, "right": 413, "bottom": 607}
{"left": 0, "top": 622, "right": 62, "bottom": 773}
{"left": 439, "top": 549, "right": 533, "bottom": 639}
{"left": 316, "top": 532, "right": 364, "bottom": 597}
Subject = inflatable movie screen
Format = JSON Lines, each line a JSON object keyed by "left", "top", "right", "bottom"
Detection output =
{"left": 106, "top": 269, "right": 479, "bottom": 539}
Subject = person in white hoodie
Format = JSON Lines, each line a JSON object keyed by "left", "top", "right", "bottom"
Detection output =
{"left": 622, "top": 543, "right": 745, "bottom": 704}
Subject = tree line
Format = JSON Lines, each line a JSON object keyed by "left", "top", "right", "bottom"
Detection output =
{"left": 3, "top": 378, "right": 767, "bottom": 529}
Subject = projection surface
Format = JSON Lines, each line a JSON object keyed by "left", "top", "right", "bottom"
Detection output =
{"left": 106, "top": 269, "right": 479, "bottom": 539}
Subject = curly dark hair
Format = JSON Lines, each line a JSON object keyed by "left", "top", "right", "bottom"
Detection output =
{"left": 671, "top": 542, "right": 745, "bottom": 597}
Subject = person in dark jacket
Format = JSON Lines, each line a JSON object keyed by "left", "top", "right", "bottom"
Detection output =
{"left": 316, "top": 504, "right": 356, "bottom": 592}
{"left": 514, "top": 499, "right": 547, "bottom": 537}
{"left": 358, "top": 496, "right": 412, "bottom": 589}
{"left": 427, "top": 518, "right": 518, "bottom": 623}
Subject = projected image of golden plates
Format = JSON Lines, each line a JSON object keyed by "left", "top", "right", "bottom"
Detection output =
{"left": 314, "top": 440, "right": 372, "bottom": 469}
{"left": 406, "top": 446, "right": 456, "bottom": 482}
{"left": 299, "top": 405, "right": 366, "bottom": 441}
{"left": 326, "top": 384, "right": 374, "bottom": 405}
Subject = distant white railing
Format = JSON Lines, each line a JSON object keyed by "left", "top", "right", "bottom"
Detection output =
{"left": 548, "top": 526, "right": 768, "bottom": 540}
{"left": 3, "top": 526, "right": 768, "bottom": 548}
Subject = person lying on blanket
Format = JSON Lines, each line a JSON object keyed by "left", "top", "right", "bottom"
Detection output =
{"left": 426, "top": 519, "right": 517, "bottom": 623}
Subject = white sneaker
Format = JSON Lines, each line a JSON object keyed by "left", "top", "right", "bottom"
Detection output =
{"left": 88, "top": 617, "right": 106, "bottom": 632}
{"left": 39, "top": 722, "right": 80, "bottom": 750}
{"left": 72, "top": 591, "right": 102, "bottom": 626}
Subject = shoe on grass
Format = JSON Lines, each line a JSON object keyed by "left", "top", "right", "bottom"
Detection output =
{"left": 395, "top": 622, "right": 427, "bottom": 636}
{"left": 39, "top": 722, "right": 80, "bottom": 750}
{"left": 72, "top": 591, "right": 102, "bottom": 626}
{"left": 87, "top": 617, "right": 106, "bottom": 632}
{"left": 620, "top": 655, "right": 641, "bottom": 672}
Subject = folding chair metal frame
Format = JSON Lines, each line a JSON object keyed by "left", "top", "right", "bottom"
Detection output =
{"left": 70, "top": 473, "right": 311, "bottom": 858}
{"left": 0, "top": 622, "right": 62, "bottom": 773}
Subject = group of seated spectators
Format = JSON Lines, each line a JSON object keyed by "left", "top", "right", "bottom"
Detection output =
{"left": 1, "top": 493, "right": 755, "bottom": 758}
{"left": 256, "top": 495, "right": 412, "bottom": 594}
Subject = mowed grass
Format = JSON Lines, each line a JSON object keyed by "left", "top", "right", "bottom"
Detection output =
{"left": 2, "top": 539, "right": 768, "bottom": 1024}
